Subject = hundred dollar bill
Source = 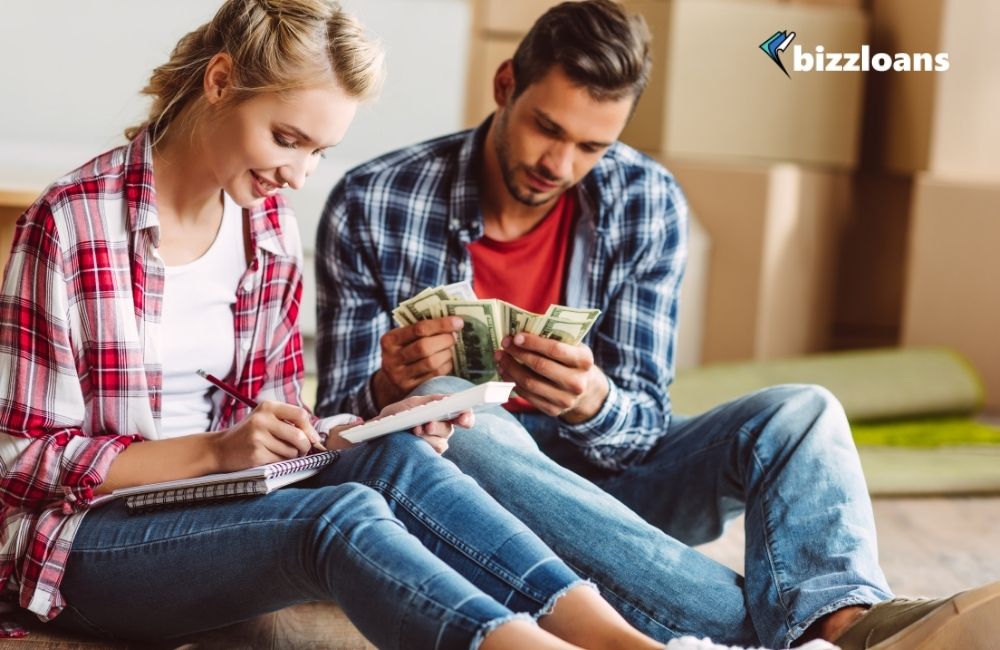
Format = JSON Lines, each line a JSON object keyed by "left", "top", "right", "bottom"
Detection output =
{"left": 533, "top": 315, "right": 596, "bottom": 345}
{"left": 543, "top": 305, "right": 601, "bottom": 323}
{"left": 442, "top": 300, "right": 502, "bottom": 384}
{"left": 393, "top": 282, "right": 479, "bottom": 326}
{"left": 501, "top": 301, "right": 536, "bottom": 338}
{"left": 438, "top": 280, "right": 478, "bottom": 301}
{"left": 398, "top": 287, "right": 450, "bottom": 321}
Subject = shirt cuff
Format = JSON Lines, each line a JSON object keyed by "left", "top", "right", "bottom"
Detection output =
{"left": 559, "top": 378, "right": 628, "bottom": 444}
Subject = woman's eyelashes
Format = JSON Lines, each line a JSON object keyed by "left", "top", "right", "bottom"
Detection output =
{"left": 272, "top": 133, "right": 328, "bottom": 158}
{"left": 272, "top": 133, "right": 296, "bottom": 149}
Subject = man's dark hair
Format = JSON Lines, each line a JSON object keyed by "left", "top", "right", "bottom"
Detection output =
{"left": 511, "top": 0, "right": 653, "bottom": 102}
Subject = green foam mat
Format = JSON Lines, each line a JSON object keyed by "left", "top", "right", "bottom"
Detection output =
{"left": 852, "top": 417, "right": 1000, "bottom": 448}
{"left": 671, "top": 347, "right": 984, "bottom": 422}
{"left": 858, "top": 445, "right": 1000, "bottom": 496}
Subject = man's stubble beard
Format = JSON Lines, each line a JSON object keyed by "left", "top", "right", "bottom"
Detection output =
{"left": 493, "top": 109, "right": 557, "bottom": 208}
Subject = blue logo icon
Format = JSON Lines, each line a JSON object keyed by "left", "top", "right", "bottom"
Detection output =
{"left": 760, "top": 30, "right": 796, "bottom": 77}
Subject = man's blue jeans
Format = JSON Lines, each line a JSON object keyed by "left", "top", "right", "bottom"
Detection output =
{"left": 52, "top": 432, "right": 584, "bottom": 649}
{"left": 421, "top": 377, "right": 893, "bottom": 648}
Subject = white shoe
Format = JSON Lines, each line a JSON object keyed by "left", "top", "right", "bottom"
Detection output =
{"left": 665, "top": 636, "right": 838, "bottom": 650}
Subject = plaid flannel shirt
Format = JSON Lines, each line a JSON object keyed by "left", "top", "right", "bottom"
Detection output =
{"left": 316, "top": 119, "right": 689, "bottom": 471}
{"left": 0, "top": 129, "right": 308, "bottom": 619}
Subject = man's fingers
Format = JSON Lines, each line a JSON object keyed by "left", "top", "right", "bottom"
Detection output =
{"left": 495, "top": 346, "right": 588, "bottom": 395}
{"left": 396, "top": 360, "right": 454, "bottom": 394}
{"left": 498, "top": 368, "right": 570, "bottom": 417}
{"left": 399, "top": 339, "right": 455, "bottom": 368}
{"left": 386, "top": 317, "right": 463, "bottom": 348}
{"left": 502, "top": 333, "right": 592, "bottom": 369}
{"left": 496, "top": 352, "right": 578, "bottom": 414}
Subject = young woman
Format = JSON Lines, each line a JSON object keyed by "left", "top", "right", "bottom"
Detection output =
{"left": 0, "top": 1, "right": 667, "bottom": 648}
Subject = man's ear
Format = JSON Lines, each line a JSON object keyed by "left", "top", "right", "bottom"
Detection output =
{"left": 493, "top": 59, "right": 515, "bottom": 109}
{"left": 204, "top": 53, "right": 234, "bottom": 105}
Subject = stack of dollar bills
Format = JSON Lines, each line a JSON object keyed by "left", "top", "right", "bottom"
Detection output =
{"left": 392, "top": 281, "right": 601, "bottom": 384}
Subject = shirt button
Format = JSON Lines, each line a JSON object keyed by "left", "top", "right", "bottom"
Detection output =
{"left": 242, "top": 279, "right": 253, "bottom": 292}
{"left": 241, "top": 340, "right": 251, "bottom": 351}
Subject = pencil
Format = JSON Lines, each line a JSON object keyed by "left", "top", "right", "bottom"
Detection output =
{"left": 196, "top": 369, "right": 326, "bottom": 452}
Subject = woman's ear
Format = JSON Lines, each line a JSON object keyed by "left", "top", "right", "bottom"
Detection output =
{"left": 204, "top": 53, "right": 234, "bottom": 105}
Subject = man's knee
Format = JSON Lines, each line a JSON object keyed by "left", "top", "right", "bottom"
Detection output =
{"left": 407, "top": 375, "right": 474, "bottom": 397}
{"left": 749, "top": 384, "right": 850, "bottom": 445}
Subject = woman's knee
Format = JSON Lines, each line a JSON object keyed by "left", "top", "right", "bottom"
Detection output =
{"left": 305, "top": 482, "right": 400, "bottom": 541}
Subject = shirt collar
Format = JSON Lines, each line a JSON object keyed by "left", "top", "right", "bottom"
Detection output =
{"left": 448, "top": 117, "right": 491, "bottom": 240}
{"left": 123, "top": 128, "right": 160, "bottom": 242}
{"left": 123, "top": 127, "right": 290, "bottom": 258}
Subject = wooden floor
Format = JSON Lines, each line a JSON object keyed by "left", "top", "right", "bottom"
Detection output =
{"left": 697, "top": 497, "right": 1000, "bottom": 596}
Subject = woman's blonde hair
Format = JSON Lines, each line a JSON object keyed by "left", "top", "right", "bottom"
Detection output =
{"left": 125, "top": 0, "right": 384, "bottom": 143}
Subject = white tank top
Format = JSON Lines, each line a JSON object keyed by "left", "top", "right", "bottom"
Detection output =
{"left": 159, "top": 193, "right": 246, "bottom": 439}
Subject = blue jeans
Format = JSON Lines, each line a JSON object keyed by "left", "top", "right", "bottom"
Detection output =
{"left": 52, "top": 432, "right": 584, "bottom": 649}
{"left": 419, "top": 377, "right": 893, "bottom": 649}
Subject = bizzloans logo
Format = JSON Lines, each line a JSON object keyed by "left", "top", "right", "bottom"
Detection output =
{"left": 760, "top": 30, "right": 950, "bottom": 76}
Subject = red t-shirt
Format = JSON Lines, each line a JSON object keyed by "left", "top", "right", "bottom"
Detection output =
{"left": 468, "top": 191, "right": 577, "bottom": 411}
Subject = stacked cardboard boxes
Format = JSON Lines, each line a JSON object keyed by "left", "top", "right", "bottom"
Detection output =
{"left": 843, "top": 0, "right": 1000, "bottom": 407}
{"left": 901, "top": 179, "right": 1000, "bottom": 410}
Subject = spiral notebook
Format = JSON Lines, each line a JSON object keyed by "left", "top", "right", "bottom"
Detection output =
{"left": 101, "top": 450, "right": 341, "bottom": 514}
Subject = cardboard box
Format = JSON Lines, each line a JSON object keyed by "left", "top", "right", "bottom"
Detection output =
{"left": 861, "top": 0, "right": 1000, "bottom": 178}
{"left": 464, "top": 36, "right": 519, "bottom": 128}
{"left": 476, "top": 0, "right": 563, "bottom": 35}
{"left": 830, "top": 174, "right": 912, "bottom": 350}
{"left": 676, "top": 215, "right": 710, "bottom": 369}
{"left": 664, "top": 158, "right": 853, "bottom": 363}
{"left": 623, "top": 0, "right": 868, "bottom": 168}
{"left": 901, "top": 176, "right": 1000, "bottom": 410}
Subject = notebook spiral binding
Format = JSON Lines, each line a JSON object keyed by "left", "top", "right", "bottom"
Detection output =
{"left": 123, "top": 450, "right": 341, "bottom": 514}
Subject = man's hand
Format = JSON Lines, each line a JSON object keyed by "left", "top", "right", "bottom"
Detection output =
{"left": 373, "top": 316, "right": 464, "bottom": 409}
{"left": 494, "top": 333, "right": 609, "bottom": 424}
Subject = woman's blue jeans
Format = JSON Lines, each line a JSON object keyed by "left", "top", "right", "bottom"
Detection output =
{"left": 52, "top": 432, "right": 583, "bottom": 649}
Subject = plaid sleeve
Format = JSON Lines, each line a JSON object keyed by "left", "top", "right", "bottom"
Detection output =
{"left": 0, "top": 202, "right": 139, "bottom": 511}
{"left": 314, "top": 178, "right": 386, "bottom": 420}
{"left": 558, "top": 175, "right": 688, "bottom": 470}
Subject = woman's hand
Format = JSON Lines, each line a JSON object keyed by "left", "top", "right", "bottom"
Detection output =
{"left": 377, "top": 394, "right": 475, "bottom": 455}
{"left": 212, "top": 401, "right": 323, "bottom": 472}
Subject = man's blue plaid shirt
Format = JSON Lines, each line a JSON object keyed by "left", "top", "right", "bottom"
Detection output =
{"left": 315, "top": 120, "right": 689, "bottom": 470}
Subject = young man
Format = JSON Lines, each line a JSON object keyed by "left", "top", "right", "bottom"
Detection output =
{"left": 315, "top": 1, "right": 1000, "bottom": 647}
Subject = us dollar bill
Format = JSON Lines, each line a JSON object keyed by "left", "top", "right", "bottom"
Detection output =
{"left": 392, "top": 282, "right": 476, "bottom": 326}
{"left": 392, "top": 284, "right": 600, "bottom": 382}
{"left": 533, "top": 315, "right": 596, "bottom": 344}
{"left": 441, "top": 300, "right": 502, "bottom": 384}
{"left": 501, "top": 301, "right": 536, "bottom": 338}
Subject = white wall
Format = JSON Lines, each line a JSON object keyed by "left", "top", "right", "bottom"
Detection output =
{"left": 0, "top": 0, "right": 471, "bottom": 241}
